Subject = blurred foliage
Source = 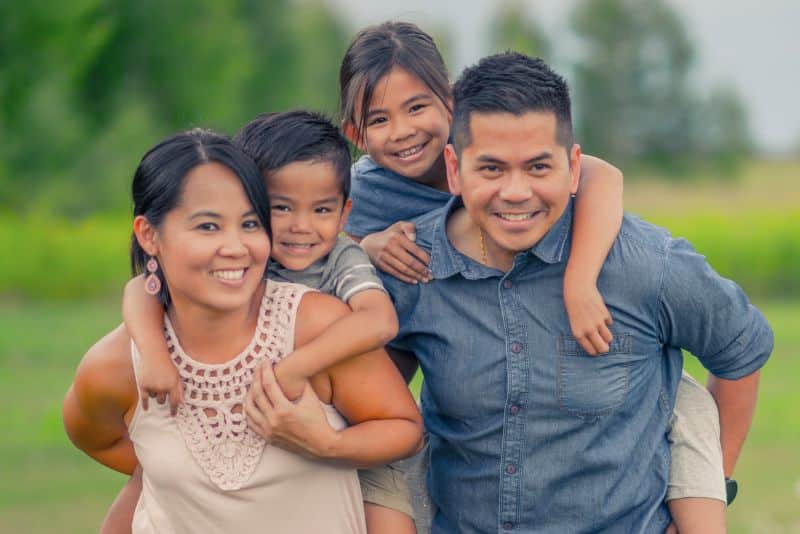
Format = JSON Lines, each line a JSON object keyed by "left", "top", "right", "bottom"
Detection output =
{"left": 489, "top": 2, "right": 551, "bottom": 59}
{"left": 2, "top": 206, "right": 797, "bottom": 300}
{"left": 0, "top": 0, "right": 348, "bottom": 216}
{"left": 569, "top": 0, "right": 751, "bottom": 174}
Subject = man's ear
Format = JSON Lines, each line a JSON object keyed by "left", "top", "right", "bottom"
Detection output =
{"left": 342, "top": 121, "right": 366, "bottom": 152}
{"left": 338, "top": 198, "right": 353, "bottom": 233}
{"left": 569, "top": 143, "right": 582, "bottom": 195}
{"left": 444, "top": 144, "right": 462, "bottom": 196}
{"left": 133, "top": 215, "right": 159, "bottom": 256}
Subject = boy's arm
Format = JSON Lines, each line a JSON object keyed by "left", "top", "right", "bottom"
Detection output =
{"left": 122, "top": 276, "right": 182, "bottom": 414}
{"left": 564, "top": 153, "right": 624, "bottom": 355}
{"left": 707, "top": 371, "right": 760, "bottom": 477}
{"left": 274, "top": 288, "right": 398, "bottom": 400}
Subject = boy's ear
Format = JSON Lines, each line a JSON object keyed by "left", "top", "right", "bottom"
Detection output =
{"left": 338, "top": 198, "right": 353, "bottom": 233}
{"left": 133, "top": 215, "right": 159, "bottom": 256}
{"left": 342, "top": 121, "right": 366, "bottom": 152}
{"left": 444, "top": 144, "right": 461, "bottom": 195}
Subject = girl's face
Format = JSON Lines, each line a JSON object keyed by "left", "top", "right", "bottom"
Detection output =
{"left": 147, "top": 162, "right": 270, "bottom": 314}
{"left": 354, "top": 67, "right": 451, "bottom": 188}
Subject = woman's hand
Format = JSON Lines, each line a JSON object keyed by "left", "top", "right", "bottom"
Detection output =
{"left": 245, "top": 362, "right": 338, "bottom": 459}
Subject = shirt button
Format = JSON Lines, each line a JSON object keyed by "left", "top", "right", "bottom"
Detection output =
{"left": 503, "top": 279, "right": 513, "bottom": 289}
{"left": 511, "top": 342, "right": 522, "bottom": 353}
{"left": 506, "top": 463, "right": 517, "bottom": 474}
{"left": 509, "top": 404, "right": 520, "bottom": 415}
{"left": 503, "top": 522, "right": 514, "bottom": 530}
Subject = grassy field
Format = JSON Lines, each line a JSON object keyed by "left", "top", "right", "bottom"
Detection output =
{"left": 0, "top": 298, "right": 798, "bottom": 533}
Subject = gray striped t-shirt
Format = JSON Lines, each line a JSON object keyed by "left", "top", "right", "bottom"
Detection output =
{"left": 267, "top": 235, "right": 385, "bottom": 302}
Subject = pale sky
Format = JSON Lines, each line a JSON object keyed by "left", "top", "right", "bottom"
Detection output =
{"left": 325, "top": 0, "right": 800, "bottom": 153}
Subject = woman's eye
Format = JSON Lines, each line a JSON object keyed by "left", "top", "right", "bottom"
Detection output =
{"left": 242, "top": 219, "right": 261, "bottom": 230}
{"left": 196, "top": 222, "right": 218, "bottom": 231}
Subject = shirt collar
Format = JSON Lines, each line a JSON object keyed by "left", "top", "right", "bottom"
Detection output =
{"left": 429, "top": 196, "right": 573, "bottom": 278}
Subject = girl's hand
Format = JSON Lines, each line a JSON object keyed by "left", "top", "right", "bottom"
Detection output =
{"left": 563, "top": 280, "right": 613, "bottom": 355}
{"left": 361, "top": 222, "right": 432, "bottom": 284}
{"left": 245, "top": 362, "right": 337, "bottom": 459}
{"left": 138, "top": 352, "right": 183, "bottom": 415}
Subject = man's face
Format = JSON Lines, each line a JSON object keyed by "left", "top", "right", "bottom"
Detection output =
{"left": 445, "top": 111, "right": 580, "bottom": 268}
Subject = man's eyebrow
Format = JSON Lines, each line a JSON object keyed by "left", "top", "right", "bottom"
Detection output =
{"left": 523, "top": 151, "right": 554, "bottom": 165}
{"left": 476, "top": 155, "right": 508, "bottom": 165}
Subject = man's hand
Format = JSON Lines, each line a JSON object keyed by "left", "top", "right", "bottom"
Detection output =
{"left": 563, "top": 281, "right": 613, "bottom": 355}
{"left": 138, "top": 351, "right": 182, "bottom": 415}
{"left": 361, "top": 222, "right": 432, "bottom": 284}
{"left": 245, "top": 362, "right": 337, "bottom": 459}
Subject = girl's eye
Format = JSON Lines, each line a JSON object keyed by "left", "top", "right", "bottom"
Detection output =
{"left": 196, "top": 222, "right": 219, "bottom": 231}
{"left": 242, "top": 219, "right": 261, "bottom": 230}
{"left": 368, "top": 116, "right": 387, "bottom": 126}
{"left": 409, "top": 103, "right": 427, "bottom": 113}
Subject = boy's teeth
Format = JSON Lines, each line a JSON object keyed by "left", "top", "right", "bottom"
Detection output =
{"left": 498, "top": 213, "right": 534, "bottom": 221}
{"left": 397, "top": 145, "right": 423, "bottom": 158}
{"left": 212, "top": 269, "right": 245, "bottom": 280}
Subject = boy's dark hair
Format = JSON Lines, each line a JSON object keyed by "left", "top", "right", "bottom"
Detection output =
{"left": 451, "top": 52, "right": 574, "bottom": 156}
{"left": 131, "top": 128, "right": 270, "bottom": 307}
{"left": 235, "top": 110, "right": 352, "bottom": 200}
{"left": 339, "top": 21, "right": 451, "bottom": 141}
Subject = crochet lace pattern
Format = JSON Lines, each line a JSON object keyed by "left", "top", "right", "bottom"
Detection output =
{"left": 163, "top": 281, "right": 311, "bottom": 491}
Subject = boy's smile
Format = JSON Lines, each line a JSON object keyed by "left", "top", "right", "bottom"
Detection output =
{"left": 267, "top": 160, "right": 351, "bottom": 271}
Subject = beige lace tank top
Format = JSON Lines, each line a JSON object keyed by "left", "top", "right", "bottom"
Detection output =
{"left": 128, "top": 280, "right": 366, "bottom": 534}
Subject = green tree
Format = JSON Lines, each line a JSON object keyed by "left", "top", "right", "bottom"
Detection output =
{"left": 489, "top": 2, "right": 551, "bottom": 59}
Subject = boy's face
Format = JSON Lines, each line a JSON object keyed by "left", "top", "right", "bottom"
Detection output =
{"left": 266, "top": 160, "right": 350, "bottom": 271}
{"left": 446, "top": 111, "right": 580, "bottom": 269}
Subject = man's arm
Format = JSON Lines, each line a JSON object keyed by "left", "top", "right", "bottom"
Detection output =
{"left": 707, "top": 371, "right": 760, "bottom": 477}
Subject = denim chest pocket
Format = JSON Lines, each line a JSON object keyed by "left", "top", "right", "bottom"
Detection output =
{"left": 556, "top": 332, "right": 633, "bottom": 418}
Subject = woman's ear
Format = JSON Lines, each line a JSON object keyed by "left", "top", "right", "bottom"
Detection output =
{"left": 133, "top": 215, "right": 159, "bottom": 256}
{"left": 342, "top": 120, "right": 366, "bottom": 152}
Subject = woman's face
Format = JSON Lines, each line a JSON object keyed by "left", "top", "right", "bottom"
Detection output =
{"left": 152, "top": 162, "right": 270, "bottom": 314}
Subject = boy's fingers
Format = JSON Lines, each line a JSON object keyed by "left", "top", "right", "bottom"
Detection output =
{"left": 156, "top": 392, "right": 167, "bottom": 405}
{"left": 140, "top": 388, "right": 150, "bottom": 411}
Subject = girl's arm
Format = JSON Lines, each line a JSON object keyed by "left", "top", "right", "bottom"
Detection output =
{"left": 356, "top": 222, "right": 432, "bottom": 284}
{"left": 247, "top": 293, "right": 422, "bottom": 468}
{"left": 274, "top": 288, "right": 398, "bottom": 400}
{"left": 122, "top": 276, "right": 182, "bottom": 414}
{"left": 63, "top": 325, "right": 138, "bottom": 475}
{"left": 564, "top": 153, "right": 624, "bottom": 355}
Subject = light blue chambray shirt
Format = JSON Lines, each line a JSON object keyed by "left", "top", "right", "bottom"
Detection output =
{"left": 380, "top": 196, "right": 773, "bottom": 534}
{"left": 344, "top": 155, "right": 452, "bottom": 237}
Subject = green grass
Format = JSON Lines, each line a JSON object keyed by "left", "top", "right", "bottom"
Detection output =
{"left": 1, "top": 298, "right": 798, "bottom": 532}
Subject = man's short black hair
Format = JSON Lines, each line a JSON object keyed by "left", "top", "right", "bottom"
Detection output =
{"left": 451, "top": 52, "right": 574, "bottom": 155}
{"left": 235, "top": 110, "right": 351, "bottom": 200}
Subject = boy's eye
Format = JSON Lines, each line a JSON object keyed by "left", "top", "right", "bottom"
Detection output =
{"left": 196, "top": 222, "right": 219, "bottom": 231}
{"left": 271, "top": 205, "right": 290, "bottom": 212}
{"left": 315, "top": 207, "right": 333, "bottom": 214}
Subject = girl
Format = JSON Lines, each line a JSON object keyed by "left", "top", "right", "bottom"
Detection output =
{"left": 336, "top": 21, "right": 727, "bottom": 534}
{"left": 63, "top": 129, "right": 422, "bottom": 533}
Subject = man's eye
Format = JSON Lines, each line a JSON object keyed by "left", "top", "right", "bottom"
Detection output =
{"left": 480, "top": 165, "right": 500, "bottom": 173}
{"left": 532, "top": 163, "right": 550, "bottom": 172}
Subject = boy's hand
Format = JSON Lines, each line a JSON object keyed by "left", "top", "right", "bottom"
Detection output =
{"left": 138, "top": 353, "right": 183, "bottom": 415}
{"left": 273, "top": 358, "right": 308, "bottom": 402}
{"left": 361, "top": 222, "right": 432, "bottom": 284}
{"left": 563, "top": 281, "right": 613, "bottom": 355}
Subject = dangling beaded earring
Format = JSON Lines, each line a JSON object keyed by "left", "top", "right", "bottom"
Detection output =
{"left": 145, "top": 256, "right": 162, "bottom": 295}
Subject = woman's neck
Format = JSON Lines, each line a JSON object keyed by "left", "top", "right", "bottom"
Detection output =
{"left": 166, "top": 283, "right": 265, "bottom": 364}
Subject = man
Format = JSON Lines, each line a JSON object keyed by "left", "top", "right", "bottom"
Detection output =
{"left": 247, "top": 52, "right": 772, "bottom": 533}
{"left": 375, "top": 52, "right": 771, "bottom": 532}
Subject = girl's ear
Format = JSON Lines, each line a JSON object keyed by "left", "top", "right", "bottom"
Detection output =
{"left": 133, "top": 215, "right": 159, "bottom": 256}
{"left": 342, "top": 120, "right": 366, "bottom": 152}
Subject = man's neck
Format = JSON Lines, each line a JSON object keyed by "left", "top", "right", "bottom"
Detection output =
{"left": 446, "top": 206, "right": 515, "bottom": 272}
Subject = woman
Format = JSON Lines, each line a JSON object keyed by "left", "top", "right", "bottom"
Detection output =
{"left": 63, "top": 129, "right": 422, "bottom": 533}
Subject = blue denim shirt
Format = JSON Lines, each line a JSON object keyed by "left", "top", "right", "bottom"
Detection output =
{"left": 344, "top": 155, "right": 452, "bottom": 237}
{"left": 381, "top": 197, "right": 773, "bottom": 534}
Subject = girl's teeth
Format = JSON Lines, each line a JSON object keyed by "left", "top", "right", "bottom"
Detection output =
{"left": 397, "top": 145, "right": 422, "bottom": 158}
{"left": 213, "top": 269, "right": 244, "bottom": 280}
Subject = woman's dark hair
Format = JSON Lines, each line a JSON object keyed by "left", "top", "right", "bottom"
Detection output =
{"left": 339, "top": 21, "right": 451, "bottom": 142}
{"left": 235, "top": 110, "right": 352, "bottom": 200}
{"left": 130, "top": 128, "right": 270, "bottom": 307}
